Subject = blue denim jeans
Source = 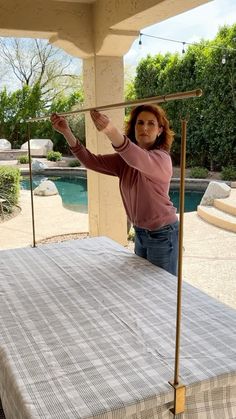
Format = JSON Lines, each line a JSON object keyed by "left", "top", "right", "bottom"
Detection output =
{"left": 134, "top": 221, "right": 179, "bottom": 276}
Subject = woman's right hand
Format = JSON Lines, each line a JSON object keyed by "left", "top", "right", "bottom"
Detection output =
{"left": 50, "top": 113, "right": 70, "bottom": 135}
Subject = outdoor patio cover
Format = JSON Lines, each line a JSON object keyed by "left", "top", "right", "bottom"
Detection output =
{"left": 0, "top": 237, "right": 235, "bottom": 418}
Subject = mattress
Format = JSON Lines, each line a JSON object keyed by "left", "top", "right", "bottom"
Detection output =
{"left": 0, "top": 237, "right": 235, "bottom": 418}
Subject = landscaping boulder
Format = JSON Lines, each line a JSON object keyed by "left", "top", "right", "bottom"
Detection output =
{"left": 32, "top": 160, "right": 48, "bottom": 171}
{"left": 0, "top": 139, "right": 11, "bottom": 150}
{"left": 34, "top": 180, "right": 59, "bottom": 196}
{"left": 200, "top": 181, "right": 231, "bottom": 206}
{"left": 21, "top": 139, "right": 53, "bottom": 157}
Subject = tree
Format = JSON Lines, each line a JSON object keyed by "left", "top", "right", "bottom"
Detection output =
{"left": 42, "top": 90, "right": 85, "bottom": 154}
{"left": 0, "top": 37, "right": 84, "bottom": 151}
{"left": 193, "top": 26, "right": 236, "bottom": 169}
{"left": 0, "top": 38, "right": 82, "bottom": 108}
{"left": 0, "top": 83, "right": 43, "bottom": 148}
{"left": 133, "top": 24, "right": 236, "bottom": 169}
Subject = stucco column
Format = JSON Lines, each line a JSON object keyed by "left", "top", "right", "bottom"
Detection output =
{"left": 83, "top": 56, "right": 127, "bottom": 245}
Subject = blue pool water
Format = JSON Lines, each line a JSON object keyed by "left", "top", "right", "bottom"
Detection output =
{"left": 170, "top": 189, "right": 204, "bottom": 213}
{"left": 21, "top": 176, "right": 204, "bottom": 213}
{"left": 21, "top": 176, "right": 88, "bottom": 213}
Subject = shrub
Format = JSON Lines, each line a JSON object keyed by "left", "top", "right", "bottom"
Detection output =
{"left": 46, "top": 151, "right": 62, "bottom": 161}
{"left": 128, "top": 226, "right": 135, "bottom": 242}
{"left": 190, "top": 167, "right": 209, "bottom": 179}
{"left": 0, "top": 166, "right": 21, "bottom": 211}
{"left": 68, "top": 160, "right": 81, "bottom": 167}
{"left": 18, "top": 155, "right": 31, "bottom": 164}
{"left": 221, "top": 166, "right": 236, "bottom": 181}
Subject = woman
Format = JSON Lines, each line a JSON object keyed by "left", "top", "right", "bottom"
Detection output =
{"left": 51, "top": 104, "right": 179, "bottom": 275}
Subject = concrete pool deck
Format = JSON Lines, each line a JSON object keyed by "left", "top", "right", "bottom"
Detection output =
{"left": 0, "top": 189, "right": 89, "bottom": 249}
{"left": 0, "top": 188, "right": 235, "bottom": 311}
{"left": 181, "top": 210, "right": 235, "bottom": 310}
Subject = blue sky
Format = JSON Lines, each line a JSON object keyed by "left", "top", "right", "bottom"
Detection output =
{"left": 124, "top": 0, "right": 236, "bottom": 68}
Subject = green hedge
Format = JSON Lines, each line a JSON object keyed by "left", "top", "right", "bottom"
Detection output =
{"left": 190, "top": 167, "right": 209, "bottom": 179}
{"left": 17, "top": 155, "right": 31, "bottom": 164}
{"left": 0, "top": 166, "right": 21, "bottom": 211}
{"left": 46, "top": 151, "right": 62, "bottom": 161}
{"left": 221, "top": 166, "right": 236, "bottom": 181}
{"left": 68, "top": 160, "right": 81, "bottom": 167}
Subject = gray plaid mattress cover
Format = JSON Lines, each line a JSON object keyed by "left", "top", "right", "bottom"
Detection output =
{"left": 0, "top": 237, "right": 235, "bottom": 419}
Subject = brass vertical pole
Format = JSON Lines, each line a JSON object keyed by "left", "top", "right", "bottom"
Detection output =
{"left": 175, "top": 118, "right": 187, "bottom": 383}
{"left": 27, "top": 125, "right": 36, "bottom": 247}
{"left": 169, "top": 118, "right": 187, "bottom": 415}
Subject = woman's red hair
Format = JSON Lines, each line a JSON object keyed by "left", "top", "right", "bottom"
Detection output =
{"left": 125, "top": 104, "right": 174, "bottom": 152}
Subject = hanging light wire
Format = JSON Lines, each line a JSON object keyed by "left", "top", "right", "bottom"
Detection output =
{"left": 139, "top": 31, "right": 236, "bottom": 53}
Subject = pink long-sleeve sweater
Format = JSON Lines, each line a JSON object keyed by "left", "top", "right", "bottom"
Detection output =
{"left": 70, "top": 136, "right": 177, "bottom": 230}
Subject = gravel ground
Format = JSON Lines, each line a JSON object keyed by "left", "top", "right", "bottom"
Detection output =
{"left": 0, "top": 205, "right": 21, "bottom": 224}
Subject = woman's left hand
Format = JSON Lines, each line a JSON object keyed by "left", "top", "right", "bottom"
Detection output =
{"left": 90, "top": 110, "right": 111, "bottom": 133}
{"left": 90, "top": 110, "right": 124, "bottom": 146}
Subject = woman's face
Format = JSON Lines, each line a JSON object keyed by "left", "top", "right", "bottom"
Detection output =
{"left": 134, "top": 111, "right": 163, "bottom": 150}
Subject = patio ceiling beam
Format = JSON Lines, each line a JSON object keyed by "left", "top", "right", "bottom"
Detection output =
{"left": 0, "top": 0, "right": 213, "bottom": 58}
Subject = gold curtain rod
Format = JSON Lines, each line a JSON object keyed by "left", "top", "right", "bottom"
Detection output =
{"left": 26, "top": 89, "right": 202, "bottom": 122}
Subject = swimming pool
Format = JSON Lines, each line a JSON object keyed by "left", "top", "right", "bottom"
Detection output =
{"left": 21, "top": 175, "right": 88, "bottom": 213}
{"left": 21, "top": 175, "right": 204, "bottom": 213}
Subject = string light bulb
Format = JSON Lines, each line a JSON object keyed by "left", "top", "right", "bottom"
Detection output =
{"left": 182, "top": 42, "right": 186, "bottom": 54}
{"left": 222, "top": 54, "right": 226, "bottom": 64}
{"left": 138, "top": 33, "right": 142, "bottom": 47}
